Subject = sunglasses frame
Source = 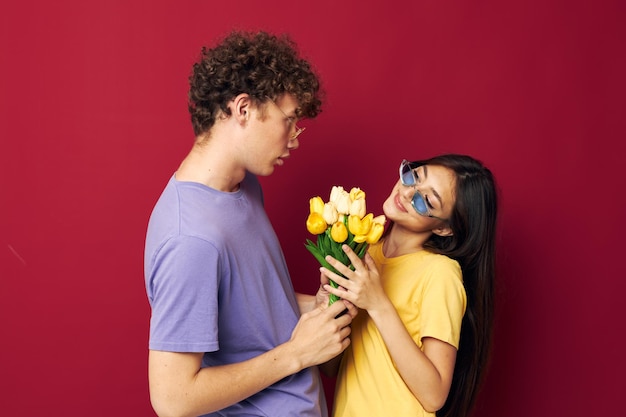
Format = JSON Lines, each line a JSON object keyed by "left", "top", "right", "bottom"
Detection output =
{"left": 399, "top": 159, "right": 446, "bottom": 221}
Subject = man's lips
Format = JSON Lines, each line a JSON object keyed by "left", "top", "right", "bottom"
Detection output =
{"left": 276, "top": 154, "right": 290, "bottom": 165}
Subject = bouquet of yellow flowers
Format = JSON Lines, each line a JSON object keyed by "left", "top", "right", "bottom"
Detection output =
{"left": 305, "top": 186, "right": 386, "bottom": 305}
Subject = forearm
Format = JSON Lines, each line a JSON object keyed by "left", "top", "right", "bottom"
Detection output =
{"left": 149, "top": 301, "right": 354, "bottom": 417}
{"left": 149, "top": 344, "right": 303, "bottom": 417}
{"left": 368, "top": 302, "right": 454, "bottom": 412}
{"left": 296, "top": 292, "right": 317, "bottom": 314}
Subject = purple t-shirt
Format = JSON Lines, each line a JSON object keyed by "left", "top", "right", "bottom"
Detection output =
{"left": 144, "top": 172, "right": 327, "bottom": 417}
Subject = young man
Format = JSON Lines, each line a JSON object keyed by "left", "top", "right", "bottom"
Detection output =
{"left": 144, "top": 31, "right": 356, "bottom": 417}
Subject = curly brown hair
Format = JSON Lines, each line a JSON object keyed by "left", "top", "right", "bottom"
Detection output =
{"left": 188, "top": 31, "right": 323, "bottom": 136}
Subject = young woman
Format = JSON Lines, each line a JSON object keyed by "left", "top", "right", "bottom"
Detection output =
{"left": 320, "top": 154, "right": 498, "bottom": 417}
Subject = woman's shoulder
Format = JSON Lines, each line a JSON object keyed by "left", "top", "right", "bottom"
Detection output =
{"left": 420, "top": 252, "right": 463, "bottom": 286}
{"left": 422, "top": 250, "right": 460, "bottom": 267}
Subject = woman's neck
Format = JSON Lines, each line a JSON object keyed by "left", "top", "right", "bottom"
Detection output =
{"left": 382, "top": 227, "right": 430, "bottom": 258}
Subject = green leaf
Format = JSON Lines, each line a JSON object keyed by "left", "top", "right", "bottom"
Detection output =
{"left": 304, "top": 239, "right": 317, "bottom": 250}
{"left": 319, "top": 232, "right": 330, "bottom": 254}
{"left": 356, "top": 242, "right": 369, "bottom": 258}
{"left": 328, "top": 277, "right": 342, "bottom": 305}
{"left": 305, "top": 225, "right": 347, "bottom": 306}
{"left": 304, "top": 243, "right": 320, "bottom": 258}
{"left": 330, "top": 242, "right": 346, "bottom": 264}
{"left": 305, "top": 245, "right": 340, "bottom": 275}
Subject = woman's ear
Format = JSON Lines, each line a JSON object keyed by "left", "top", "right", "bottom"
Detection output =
{"left": 432, "top": 224, "right": 453, "bottom": 237}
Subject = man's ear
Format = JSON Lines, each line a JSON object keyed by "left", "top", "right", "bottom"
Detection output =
{"left": 231, "top": 93, "right": 251, "bottom": 123}
{"left": 432, "top": 224, "right": 453, "bottom": 237}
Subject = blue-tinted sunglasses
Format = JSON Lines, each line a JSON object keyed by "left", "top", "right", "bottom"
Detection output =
{"left": 399, "top": 159, "right": 446, "bottom": 221}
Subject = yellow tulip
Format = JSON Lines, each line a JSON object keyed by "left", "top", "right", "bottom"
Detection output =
{"left": 306, "top": 212, "right": 327, "bottom": 235}
{"left": 372, "top": 215, "right": 386, "bottom": 225}
{"left": 309, "top": 196, "right": 324, "bottom": 215}
{"left": 329, "top": 186, "right": 344, "bottom": 203}
{"left": 330, "top": 221, "right": 348, "bottom": 243}
{"left": 353, "top": 234, "right": 368, "bottom": 243}
{"left": 348, "top": 213, "right": 373, "bottom": 236}
{"left": 348, "top": 187, "right": 366, "bottom": 217}
{"left": 349, "top": 187, "right": 366, "bottom": 201}
{"left": 337, "top": 194, "right": 351, "bottom": 215}
{"left": 366, "top": 216, "right": 386, "bottom": 244}
{"left": 349, "top": 199, "right": 366, "bottom": 218}
{"left": 330, "top": 186, "right": 351, "bottom": 215}
{"left": 323, "top": 202, "right": 338, "bottom": 225}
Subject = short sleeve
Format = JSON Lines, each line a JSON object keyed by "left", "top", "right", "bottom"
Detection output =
{"left": 147, "top": 235, "right": 221, "bottom": 352}
{"left": 417, "top": 258, "right": 466, "bottom": 349}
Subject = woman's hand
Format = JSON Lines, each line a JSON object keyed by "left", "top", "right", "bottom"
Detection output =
{"left": 316, "top": 269, "right": 358, "bottom": 319}
{"left": 320, "top": 245, "right": 388, "bottom": 313}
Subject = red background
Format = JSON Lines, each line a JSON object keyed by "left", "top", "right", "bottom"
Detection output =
{"left": 1, "top": 1, "right": 624, "bottom": 416}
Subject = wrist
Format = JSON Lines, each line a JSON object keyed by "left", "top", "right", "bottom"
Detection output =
{"left": 275, "top": 339, "right": 306, "bottom": 373}
{"left": 367, "top": 297, "right": 395, "bottom": 322}
{"left": 296, "top": 293, "right": 316, "bottom": 314}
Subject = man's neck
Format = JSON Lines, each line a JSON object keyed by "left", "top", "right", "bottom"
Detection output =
{"left": 176, "top": 138, "right": 245, "bottom": 192}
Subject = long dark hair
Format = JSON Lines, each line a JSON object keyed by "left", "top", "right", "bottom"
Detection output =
{"left": 416, "top": 154, "right": 498, "bottom": 417}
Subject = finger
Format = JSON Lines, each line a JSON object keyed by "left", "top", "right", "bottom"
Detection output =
{"left": 341, "top": 299, "right": 358, "bottom": 319}
{"left": 342, "top": 244, "right": 365, "bottom": 269}
{"left": 326, "top": 298, "right": 350, "bottom": 316}
{"left": 316, "top": 284, "right": 329, "bottom": 296}
{"left": 323, "top": 282, "right": 342, "bottom": 297}
{"left": 333, "top": 305, "right": 355, "bottom": 325}
{"left": 363, "top": 253, "right": 377, "bottom": 271}
{"left": 319, "top": 271, "right": 330, "bottom": 285}
{"left": 324, "top": 254, "right": 353, "bottom": 276}
{"left": 323, "top": 282, "right": 353, "bottom": 305}
{"left": 320, "top": 267, "right": 350, "bottom": 288}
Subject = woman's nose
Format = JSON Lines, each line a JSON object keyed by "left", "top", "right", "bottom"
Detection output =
{"left": 399, "top": 182, "right": 416, "bottom": 199}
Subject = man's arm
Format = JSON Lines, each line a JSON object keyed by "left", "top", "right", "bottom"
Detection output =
{"left": 295, "top": 292, "right": 316, "bottom": 314}
{"left": 149, "top": 300, "right": 354, "bottom": 417}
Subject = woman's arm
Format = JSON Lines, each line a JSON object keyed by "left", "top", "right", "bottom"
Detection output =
{"left": 365, "top": 298, "right": 456, "bottom": 412}
{"left": 321, "top": 246, "right": 456, "bottom": 412}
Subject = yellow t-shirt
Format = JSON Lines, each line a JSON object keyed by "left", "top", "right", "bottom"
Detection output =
{"left": 332, "top": 242, "right": 466, "bottom": 417}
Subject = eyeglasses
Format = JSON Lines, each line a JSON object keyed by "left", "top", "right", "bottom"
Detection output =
{"left": 266, "top": 97, "right": 306, "bottom": 140}
{"left": 399, "top": 159, "right": 446, "bottom": 221}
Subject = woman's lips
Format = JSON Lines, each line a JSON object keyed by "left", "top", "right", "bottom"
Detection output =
{"left": 394, "top": 192, "right": 408, "bottom": 212}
